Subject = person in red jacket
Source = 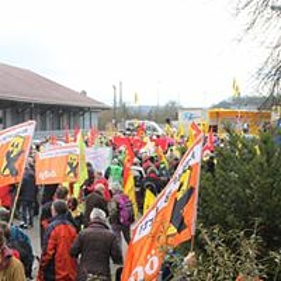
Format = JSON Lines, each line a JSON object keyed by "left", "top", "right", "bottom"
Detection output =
{"left": 87, "top": 171, "right": 111, "bottom": 201}
{"left": 0, "top": 185, "right": 12, "bottom": 210}
{"left": 37, "top": 200, "right": 77, "bottom": 281}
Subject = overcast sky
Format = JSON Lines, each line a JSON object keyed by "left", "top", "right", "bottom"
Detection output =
{"left": 0, "top": 0, "right": 267, "bottom": 107}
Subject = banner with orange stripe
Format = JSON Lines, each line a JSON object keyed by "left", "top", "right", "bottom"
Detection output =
{"left": 0, "top": 121, "right": 36, "bottom": 188}
{"left": 122, "top": 131, "right": 204, "bottom": 281}
{"left": 35, "top": 144, "right": 80, "bottom": 185}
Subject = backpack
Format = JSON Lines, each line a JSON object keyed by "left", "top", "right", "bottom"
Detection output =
{"left": 115, "top": 193, "right": 135, "bottom": 226}
{"left": 8, "top": 239, "right": 34, "bottom": 278}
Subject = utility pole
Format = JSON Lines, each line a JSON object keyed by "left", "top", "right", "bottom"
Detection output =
{"left": 119, "top": 81, "right": 123, "bottom": 107}
{"left": 119, "top": 81, "right": 124, "bottom": 121}
{"left": 113, "top": 84, "right": 117, "bottom": 128}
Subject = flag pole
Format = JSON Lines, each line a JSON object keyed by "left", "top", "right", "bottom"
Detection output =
{"left": 9, "top": 181, "right": 23, "bottom": 226}
{"left": 190, "top": 235, "right": 195, "bottom": 252}
{"left": 190, "top": 130, "right": 204, "bottom": 253}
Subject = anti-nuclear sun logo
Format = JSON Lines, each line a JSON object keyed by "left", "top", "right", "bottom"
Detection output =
{"left": 1, "top": 136, "right": 25, "bottom": 177}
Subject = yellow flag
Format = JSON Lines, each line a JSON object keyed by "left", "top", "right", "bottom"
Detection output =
{"left": 73, "top": 133, "right": 88, "bottom": 198}
{"left": 233, "top": 78, "right": 241, "bottom": 98}
{"left": 123, "top": 148, "right": 139, "bottom": 218}
{"left": 156, "top": 145, "right": 169, "bottom": 169}
{"left": 134, "top": 92, "right": 139, "bottom": 105}
{"left": 165, "top": 123, "right": 173, "bottom": 137}
{"left": 177, "top": 121, "right": 185, "bottom": 139}
{"left": 186, "top": 125, "right": 195, "bottom": 148}
{"left": 143, "top": 188, "right": 156, "bottom": 214}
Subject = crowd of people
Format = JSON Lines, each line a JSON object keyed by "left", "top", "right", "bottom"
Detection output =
{"left": 0, "top": 123, "right": 219, "bottom": 281}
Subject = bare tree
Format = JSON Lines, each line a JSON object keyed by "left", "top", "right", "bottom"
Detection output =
{"left": 236, "top": 0, "right": 281, "bottom": 102}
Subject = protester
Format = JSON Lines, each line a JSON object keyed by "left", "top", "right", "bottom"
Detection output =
{"left": 68, "top": 197, "right": 84, "bottom": 232}
{"left": 0, "top": 207, "right": 34, "bottom": 279}
{"left": 108, "top": 182, "right": 135, "bottom": 245}
{"left": 19, "top": 165, "right": 38, "bottom": 229}
{"left": 84, "top": 183, "right": 109, "bottom": 227}
{"left": 70, "top": 208, "right": 123, "bottom": 281}
{"left": 38, "top": 200, "right": 77, "bottom": 281}
{"left": 87, "top": 171, "right": 111, "bottom": 201}
{"left": 0, "top": 228, "right": 26, "bottom": 281}
{"left": 40, "top": 185, "right": 76, "bottom": 247}
{"left": 0, "top": 184, "right": 13, "bottom": 210}
{"left": 41, "top": 184, "right": 59, "bottom": 205}
{"left": 104, "top": 158, "right": 123, "bottom": 185}
{"left": 83, "top": 162, "right": 95, "bottom": 191}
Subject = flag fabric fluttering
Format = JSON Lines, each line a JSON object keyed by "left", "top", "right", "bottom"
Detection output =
{"left": 134, "top": 92, "right": 139, "bottom": 106}
{"left": 115, "top": 137, "right": 139, "bottom": 218}
{"left": 156, "top": 145, "right": 169, "bottom": 169}
{"left": 136, "top": 122, "right": 145, "bottom": 137}
{"left": 64, "top": 127, "right": 70, "bottom": 143}
{"left": 123, "top": 139, "right": 138, "bottom": 219}
{"left": 88, "top": 127, "right": 98, "bottom": 147}
{"left": 202, "top": 127, "right": 215, "bottom": 157}
{"left": 35, "top": 144, "right": 80, "bottom": 185}
{"left": 176, "top": 121, "right": 185, "bottom": 140}
{"left": 143, "top": 187, "right": 156, "bottom": 214}
{"left": 73, "top": 133, "right": 89, "bottom": 199}
{"left": 233, "top": 78, "right": 241, "bottom": 98}
{"left": 121, "top": 130, "right": 204, "bottom": 281}
{"left": 50, "top": 134, "right": 57, "bottom": 145}
{"left": 186, "top": 121, "right": 202, "bottom": 148}
{"left": 73, "top": 125, "right": 80, "bottom": 142}
{"left": 0, "top": 121, "right": 36, "bottom": 188}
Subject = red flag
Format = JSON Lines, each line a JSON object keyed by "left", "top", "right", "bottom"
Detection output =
{"left": 64, "top": 127, "right": 70, "bottom": 143}
{"left": 73, "top": 125, "right": 80, "bottom": 142}
{"left": 203, "top": 127, "right": 214, "bottom": 156}
{"left": 50, "top": 134, "right": 57, "bottom": 145}
{"left": 112, "top": 136, "right": 131, "bottom": 150}
{"left": 191, "top": 122, "right": 202, "bottom": 139}
{"left": 88, "top": 127, "right": 98, "bottom": 147}
{"left": 131, "top": 137, "right": 146, "bottom": 153}
{"left": 153, "top": 137, "right": 168, "bottom": 152}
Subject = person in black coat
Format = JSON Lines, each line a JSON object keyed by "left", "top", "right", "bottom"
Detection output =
{"left": 18, "top": 165, "right": 38, "bottom": 229}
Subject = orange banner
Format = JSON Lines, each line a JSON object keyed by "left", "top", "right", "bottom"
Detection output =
{"left": 35, "top": 144, "right": 80, "bottom": 185}
{"left": 122, "top": 132, "right": 204, "bottom": 281}
{"left": 0, "top": 121, "right": 36, "bottom": 188}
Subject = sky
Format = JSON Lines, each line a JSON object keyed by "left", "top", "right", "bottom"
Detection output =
{"left": 0, "top": 0, "right": 268, "bottom": 108}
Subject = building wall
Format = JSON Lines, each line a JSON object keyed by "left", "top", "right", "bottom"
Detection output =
{"left": 5, "top": 108, "right": 13, "bottom": 127}
{"left": 0, "top": 110, "right": 3, "bottom": 130}
{"left": 1, "top": 103, "right": 101, "bottom": 132}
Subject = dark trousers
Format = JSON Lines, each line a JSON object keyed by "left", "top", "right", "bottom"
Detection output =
{"left": 20, "top": 201, "right": 34, "bottom": 226}
{"left": 111, "top": 223, "right": 131, "bottom": 244}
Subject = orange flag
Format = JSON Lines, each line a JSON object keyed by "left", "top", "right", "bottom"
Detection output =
{"left": 0, "top": 121, "right": 36, "bottom": 188}
{"left": 121, "top": 131, "right": 204, "bottom": 281}
{"left": 35, "top": 144, "right": 80, "bottom": 185}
